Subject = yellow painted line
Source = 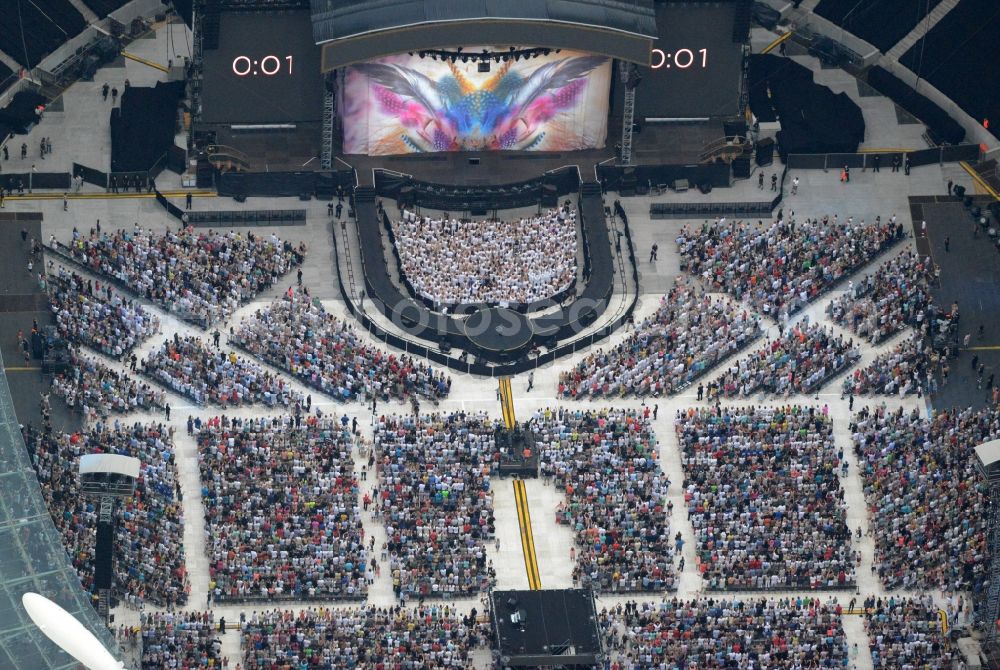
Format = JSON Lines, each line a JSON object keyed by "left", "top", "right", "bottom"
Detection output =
{"left": 513, "top": 479, "right": 541, "bottom": 590}
{"left": 858, "top": 148, "right": 914, "bottom": 153}
{"left": 499, "top": 377, "right": 516, "bottom": 430}
{"left": 4, "top": 367, "right": 41, "bottom": 371}
{"left": 761, "top": 31, "right": 792, "bottom": 55}
{"left": 121, "top": 50, "right": 169, "bottom": 73}
{"left": 965, "top": 346, "right": 1000, "bottom": 351}
{"left": 940, "top": 609, "right": 948, "bottom": 634}
{"left": 960, "top": 161, "right": 1000, "bottom": 201}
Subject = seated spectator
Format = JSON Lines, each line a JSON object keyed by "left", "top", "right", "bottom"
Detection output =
{"left": 676, "top": 405, "right": 855, "bottom": 591}
{"left": 863, "top": 596, "right": 957, "bottom": 669}
{"left": 63, "top": 225, "right": 305, "bottom": 325}
{"left": 242, "top": 605, "right": 487, "bottom": 669}
{"left": 842, "top": 334, "right": 930, "bottom": 396}
{"left": 533, "top": 407, "right": 675, "bottom": 592}
{"left": 677, "top": 215, "right": 902, "bottom": 317}
{"left": 134, "top": 611, "right": 221, "bottom": 670}
{"left": 558, "top": 278, "right": 760, "bottom": 398}
{"left": 826, "top": 251, "right": 935, "bottom": 344}
{"left": 197, "top": 415, "right": 368, "bottom": 601}
{"left": 374, "top": 412, "right": 497, "bottom": 599}
{"left": 232, "top": 288, "right": 450, "bottom": 402}
{"left": 392, "top": 207, "right": 577, "bottom": 306}
{"left": 600, "top": 597, "right": 848, "bottom": 668}
{"left": 51, "top": 348, "right": 166, "bottom": 419}
{"left": 852, "top": 405, "right": 993, "bottom": 591}
{"left": 23, "top": 422, "right": 187, "bottom": 607}
{"left": 142, "top": 335, "right": 303, "bottom": 407}
{"left": 49, "top": 267, "right": 159, "bottom": 358}
{"left": 715, "top": 321, "right": 860, "bottom": 397}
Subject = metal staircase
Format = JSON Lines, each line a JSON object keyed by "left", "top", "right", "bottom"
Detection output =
{"left": 206, "top": 144, "right": 252, "bottom": 171}
{"left": 700, "top": 136, "right": 752, "bottom": 163}
{"left": 885, "top": 0, "right": 962, "bottom": 61}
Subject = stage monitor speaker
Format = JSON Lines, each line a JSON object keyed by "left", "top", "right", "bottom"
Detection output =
{"left": 233, "top": 194, "right": 246, "bottom": 202}
{"left": 468, "top": 157, "right": 480, "bottom": 166}
{"left": 732, "top": 156, "right": 751, "bottom": 179}
{"left": 952, "top": 184, "right": 966, "bottom": 199}
{"left": 541, "top": 184, "right": 558, "bottom": 207}
{"left": 620, "top": 167, "right": 637, "bottom": 196}
{"left": 699, "top": 182, "right": 713, "bottom": 194}
{"left": 755, "top": 138, "right": 775, "bottom": 167}
{"left": 299, "top": 192, "right": 311, "bottom": 201}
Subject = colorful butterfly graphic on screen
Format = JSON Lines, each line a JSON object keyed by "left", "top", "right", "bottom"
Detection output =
{"left": 353, "top": 55, "right": 607, "bottom": 152}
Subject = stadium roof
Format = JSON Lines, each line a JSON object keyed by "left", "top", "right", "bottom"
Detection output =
{"left": 310, "top": 0, "right": 658, "bottom": 70}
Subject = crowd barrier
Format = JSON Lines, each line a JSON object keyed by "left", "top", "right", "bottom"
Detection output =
{"left": 597, "top": 161, "right": 730, "bottom": 194}
{"left": 187, "top": 209, "right": 306, "bottom": 227}
{"left": 218, "top": 169, "right": 356, "bottom": 199}
{"left": 786, "top": 144, "right": 980, "bottom": 171}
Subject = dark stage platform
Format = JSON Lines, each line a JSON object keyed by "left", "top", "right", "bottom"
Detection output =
{"left": 491, "top": 589, "right": 603, "bottom": 668}
{"left": 0, "top": 213, "right": 80, "bottom": 434}
{"left": 914, "top": 197, "right": 1000, "bottom": 410}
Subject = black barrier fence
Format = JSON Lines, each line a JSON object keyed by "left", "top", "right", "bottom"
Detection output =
{"left": 650, "top": 201, "right": 775, "bottom": 219}
{"left": 373, "top": 166, "right": 581, "bottom": 211}
{"left": 597, "top": 161, "right": 730, "bottom": 194}
{"left": 337, "top": 185, "right": 640, "bottom": 378}
{"left": 73, "top": 162, "right": 107, "bottom": 188}
{"left": 378, "top": 208, "right": 576, "bottom": 314}
{"left": 786, "top": 144, "right": 980, "bottom": 170}
{"left": 2, "top": 172, "right": 71, "bottom": 190}
{"left": 154, "top": 188, "right": 185, "bottom": 222}
{"left": 188, "top": 209, "right": 307, "bottom": 227}
{"left": 218, "top": 169, "right": 356, "bottom": 199}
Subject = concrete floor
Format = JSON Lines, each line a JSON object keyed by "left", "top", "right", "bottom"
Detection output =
{"left": 0, "top": 19, "right": 989, "bottom": 670}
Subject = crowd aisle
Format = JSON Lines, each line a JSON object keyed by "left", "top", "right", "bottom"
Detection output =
{"left": 197, "top": 415, "right": 369, "bottom": 602}
{"left": 392, "top": 207, "right": 577, "bottom": 306}
{"left": 532, "top": 407, "right": 676, "bottom": 592}
{"left": 558, "top": 278, "right": 761, "bottom": 398}
{"left": 676, "top": 406, "right": 856, "bottom": 591}
{"left": 231, "top": 288, "right": 451, "bottom": 402}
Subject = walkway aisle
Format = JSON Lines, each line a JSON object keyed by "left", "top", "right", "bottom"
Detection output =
{"left": 492, "top": 482, "right": 532, "bottom": 591}
{"left": 841, "top": 614, "right": 876, "bottom": 670}
{"left": 654, "top": 411, "right": 702, "bottom": 597}
{"left": 353, "top": 415, "right": 397, "bottom": 608}
{"left": 522, "top": 478, "right": 576, "bottom": 590}
{"left": 171, "top": 429, "right": 210, "bottom": 611}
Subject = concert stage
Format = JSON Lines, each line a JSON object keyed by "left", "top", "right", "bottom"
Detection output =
{"left": 491, "top": 589, "right": 603, "bottom": 667}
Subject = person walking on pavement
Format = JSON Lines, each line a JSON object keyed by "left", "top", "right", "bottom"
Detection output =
{"left": 649, "top": 243, "right": 658, "bottom": 262}
{"left": 758, "top": 172, "right": 764, "bottom": 189}
{"left": 527, "top": 372, "right": 534, "bottom": 392}
{"left": 186, "top": 191, "right": 193, "bottom": 209}
{"left": 102, "top": 82, "right": 109, "bottom": 100}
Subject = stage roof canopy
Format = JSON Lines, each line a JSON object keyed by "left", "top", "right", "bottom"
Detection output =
{"left": 310, "top": 0, "right": 658, "bottom": 70}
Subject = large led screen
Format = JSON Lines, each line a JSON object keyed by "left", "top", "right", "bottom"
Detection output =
{"left": 341, "top": 49, "right": 612, "bottom": 155}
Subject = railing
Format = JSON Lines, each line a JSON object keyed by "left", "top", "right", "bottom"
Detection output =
{"left": 699, "top": 136, "right": 751, "bottom": 163}
{"left": 206, "top": 144, "right": 252, "bottom": 171}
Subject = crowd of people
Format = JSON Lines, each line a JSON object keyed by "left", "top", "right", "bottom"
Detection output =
{"left": 852, "top": 405, "right": 993, "bottom": 591}
{"left": 133, "top": 612, "right": 221, "bottom": 670}
{"left": 373, "top": 412, "right": 497, "bottom": 599}
{"left": 863, "top": 596, "right": 957, "bottom": 669}
{"left": 142, "top": 335, "right": 303, "bottom": 407}
{"left": 49, "top": 268, "right": 160, "bottom": 358}
{"left": 557, "top": 278, "right": 761, "bottom": 398}
{"left": 241, "top": 605, "right": 487, "bottom": 669}
{"left": 51, "top": 349, "right": 166, "bottom": 418}
{"left": 676, "top": 406, "right": 856, "bottom": 590}
{"left": 197, "top": 416, "right": 368, "bottom": 601}
{"left": 713, "top": 322, "right": 860, "bottom": 397}
{"left": 232, "top": 288, "right": 451, "bottom": 402}
{"left": 61, "top": 225, "right": 305, "bottom": 325}
{"left": 24, "top": 422, "right": 187, "bottom": 607}
{"left": 599, "top": 597, "right": 848, "bottom": 668}
{"left": 533, "top": 407, "right": 676, "bottom": 592}
{"left": 392, "top": 207, "right": 577, "bottom": 306}
{"left": 677, "top": 216, "right": 902, "bottom": 317}
{"left": 826, "top": 251, "right": 936, "bottom": 344}
{"left": 841, "top": 334, "right": 930, "bottom": 396}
